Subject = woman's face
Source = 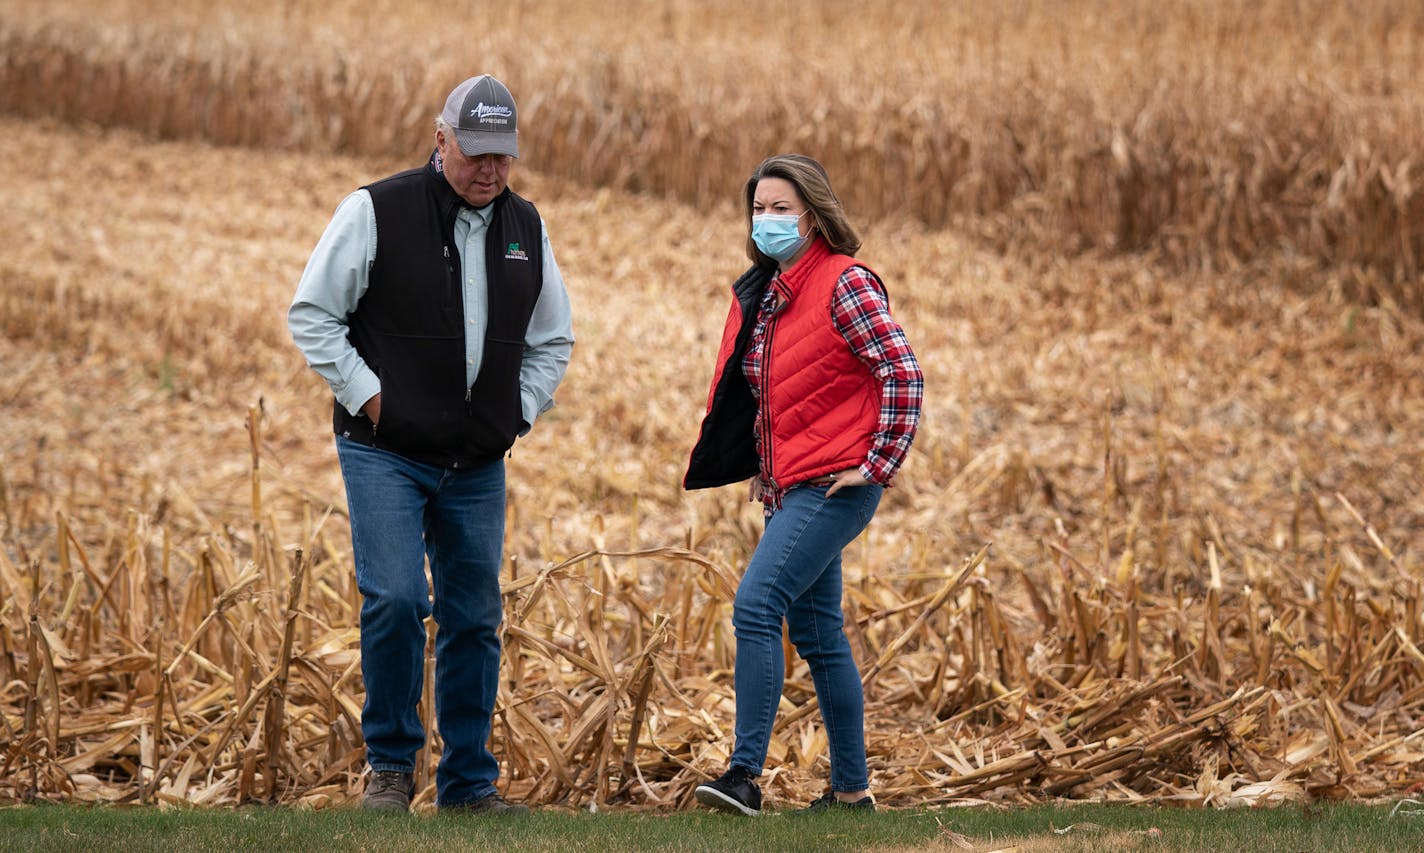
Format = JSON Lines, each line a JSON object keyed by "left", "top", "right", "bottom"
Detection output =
{"left": 751, "top": 177, "right": 811, "bottom": 237}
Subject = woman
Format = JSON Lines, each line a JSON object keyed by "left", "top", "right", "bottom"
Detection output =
{"left": 684, "top": 154, "right": 923, "bottom": 814}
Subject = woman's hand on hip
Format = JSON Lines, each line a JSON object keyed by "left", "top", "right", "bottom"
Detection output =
{"left": 825, "top": 468, "right": 870, "bottom": 498}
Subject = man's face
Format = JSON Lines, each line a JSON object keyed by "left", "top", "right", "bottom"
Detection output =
{"left": 437, "top": 128, "right": 511, "bottom": 208}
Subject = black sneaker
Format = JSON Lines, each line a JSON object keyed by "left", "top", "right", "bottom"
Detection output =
{"left": 362, "top": 770, "right": 415, "bottom": 813}
{"left": 695, "top": 766, "right": 762, "bottom": 816}
{"left": 796, "top": 790, "right": 875, "bottom": 813}
{"left": 442, "top": 792, "right": 530, "bottom": 815}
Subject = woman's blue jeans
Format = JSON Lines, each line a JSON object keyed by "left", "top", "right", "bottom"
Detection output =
{"left": 336, "top": 436, "right": 506, "bottom": 807}
{"left": 729, "top": 482, "right": 883, "bottom": 792}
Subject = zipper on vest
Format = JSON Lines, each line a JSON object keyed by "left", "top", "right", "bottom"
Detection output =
{"left": 758, "top": 291, "right": 788, "bottom": 492}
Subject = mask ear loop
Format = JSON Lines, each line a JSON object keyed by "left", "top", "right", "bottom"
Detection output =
{"left": 800, "top": 209, "right": 817, "bottom": 240}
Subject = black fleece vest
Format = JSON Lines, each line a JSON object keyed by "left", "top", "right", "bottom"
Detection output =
{"left": 333, "top": 162, "right": 544, "bottom": 467}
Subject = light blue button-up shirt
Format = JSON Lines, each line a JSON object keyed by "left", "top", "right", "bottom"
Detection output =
{"left": 288, "top": 188, "right": 574, "bottom": 435}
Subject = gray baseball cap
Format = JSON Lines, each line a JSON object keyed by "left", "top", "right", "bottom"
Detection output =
{"left": 441, "top": 74, "right": 519, "bottom": 158}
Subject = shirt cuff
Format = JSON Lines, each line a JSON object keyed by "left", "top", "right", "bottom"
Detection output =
{"left": 338, "top": 368, "right": 382, "bottom": 417}
{"left": 860, "top": 461, "right": 892, "bottom": 487}
{"left": 518, "top": 388, "right": 552, "bottom": 436}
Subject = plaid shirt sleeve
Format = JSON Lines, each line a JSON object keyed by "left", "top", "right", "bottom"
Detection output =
{"left": 830, "top": 265, "right": 924, "bottom": 486}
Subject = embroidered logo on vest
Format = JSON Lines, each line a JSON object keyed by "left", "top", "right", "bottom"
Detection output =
{"left": 505, "top": 242, "right": 529, "bottom": 261}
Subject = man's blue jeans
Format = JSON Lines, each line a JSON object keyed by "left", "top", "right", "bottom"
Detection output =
{"left": 336, "top": 436, "right": 506, "bottom": 807}
{"left": 729, "top": 482, "right": 883, "bottom": 792}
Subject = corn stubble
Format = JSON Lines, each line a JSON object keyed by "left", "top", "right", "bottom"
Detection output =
{"left": 1, "top": 0, "right": 1423, "bottom": 812}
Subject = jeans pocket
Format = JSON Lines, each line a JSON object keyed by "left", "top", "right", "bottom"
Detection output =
{"left": 856, "top": 485, "right": 883, "bottom": 525}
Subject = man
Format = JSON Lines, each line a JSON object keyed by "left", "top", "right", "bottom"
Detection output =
{"left": 288, "top": 74, "right": 573, "bottom": 814}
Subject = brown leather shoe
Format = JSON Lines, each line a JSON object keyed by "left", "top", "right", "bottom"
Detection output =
{"left": 443, "top": 792, "right": 530, "bottom": 815}
{"left": 362, "top": 770, "right": 415, "bottom": 813}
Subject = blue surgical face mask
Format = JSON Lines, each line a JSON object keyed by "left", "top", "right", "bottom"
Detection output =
{"left": 751, "top": 211, "right": 810, "bottom": 262}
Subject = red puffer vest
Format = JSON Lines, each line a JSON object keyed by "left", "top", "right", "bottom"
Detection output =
{"left": 684, "top": 239, "right": 883, "bottom": 491}
{"left": 758, "top": 239, "right": 880, "bottom": 488}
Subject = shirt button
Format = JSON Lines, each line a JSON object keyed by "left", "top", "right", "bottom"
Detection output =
{"left": 467, "top": 359, "right": 474, "bottom": 365}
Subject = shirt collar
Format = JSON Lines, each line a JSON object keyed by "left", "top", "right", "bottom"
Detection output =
{"left": 458, "top": 202, "right": 495, "bottom": 226}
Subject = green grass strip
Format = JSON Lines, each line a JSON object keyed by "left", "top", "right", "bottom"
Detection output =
{"left": 0, "top": 801, "right": 1419, "bottom": 852}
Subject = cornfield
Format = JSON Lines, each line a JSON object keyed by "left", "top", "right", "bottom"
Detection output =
{"left": 2, "top": 0, "right": 1422, "bottom": 811}
{"left": 5, "top": 0, "right": 1423, "bottom": 306}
